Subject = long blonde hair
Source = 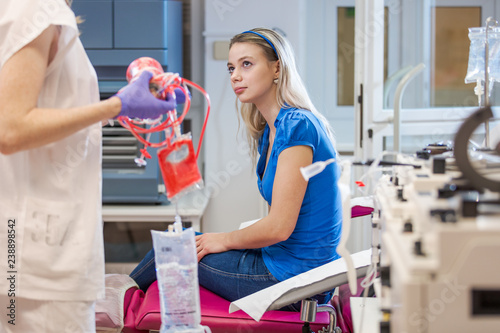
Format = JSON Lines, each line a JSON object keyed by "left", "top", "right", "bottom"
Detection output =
{"left": 230, "top": 28, "right": 335, "bottom": 161}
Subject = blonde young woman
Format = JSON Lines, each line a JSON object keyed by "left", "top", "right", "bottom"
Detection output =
{"left": 0, "top": 0, "right": 175, "bottom": 331}
{"left": 131, "top": 28, "right": 342, "bottom": 311}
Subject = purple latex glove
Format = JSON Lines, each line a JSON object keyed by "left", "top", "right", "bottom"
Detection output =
{"left": 115, "top": 71, "right": 176, "bottom": 119}
{"left": 159, "top": 87, "right": 189, "bottom": 105}
{"left": 172, "top": 87, "right": 190, "bottom": 104}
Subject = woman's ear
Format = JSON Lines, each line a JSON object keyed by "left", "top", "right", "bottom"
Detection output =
{"left": 274, "top": 60, "right": 280, "bottom": 79}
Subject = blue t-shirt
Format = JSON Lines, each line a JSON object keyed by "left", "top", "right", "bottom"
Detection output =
{"left": 257, "top": 107, "right": 342, "bottom": 281}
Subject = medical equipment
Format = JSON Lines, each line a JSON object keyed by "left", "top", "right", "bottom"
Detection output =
{"left": 157, "top": 134, "right": 202, "bottom": 200}
{"left": 122, "top": 57, "right": 211, "bottom": 331}
{"left": 465, "top": 23, "right": 500, "bottom": 97}
{"left": 151, "top": 220, "right": 210, "bottom": 333}
{"left": 336, "top": 160, "right": 359, "bottom": 296}
{"left": 300, "top": 158, "right": 336, "bottom": 181}
{"left": 300, "top": 298, "right": 341, "bottom": 333}
{"left": 117, "top": 57, "right": 211, "bottom": 202}
{"left": 465, "top": 17, "right": 500, "bottom": 147}
{"left": 372, "top": 109, "right": 500, "bottom": 332}
{"left": 376, "top": 163, "right": 500, "bottom": 332}
{"left": 454, "top": 106, "right": 500, "bottom": 192}
{"left": 465, "top": 27, "right": 498, "bottom": 89}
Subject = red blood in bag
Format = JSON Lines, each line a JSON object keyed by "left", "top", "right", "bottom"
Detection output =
{"left": 126, "top": 57, "right": 164, "bottom": 82}
{"left": 158, "top": 137, "right": 202, "bottom": 200}
{"left": 126, "top": 57, "right": 173, "bottom": 99}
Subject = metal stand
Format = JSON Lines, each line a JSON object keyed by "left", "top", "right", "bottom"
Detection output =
{"left": 483, "top": 17, "right": 498, "bottom": 148}
{"left": 300, "top": 299, "right": 342, "bottom": 333}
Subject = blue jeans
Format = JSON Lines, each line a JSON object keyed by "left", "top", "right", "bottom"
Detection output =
{"left": 130, "top": 237, "right": 333, "bottom": 311}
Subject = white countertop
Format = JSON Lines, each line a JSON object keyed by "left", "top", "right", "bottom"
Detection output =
{"left": 102, "top": 190, "right": 209, "bottom": 230}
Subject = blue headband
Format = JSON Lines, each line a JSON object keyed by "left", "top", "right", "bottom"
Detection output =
{"left": 242, "top": 30, "right": 278, "bottom": 58}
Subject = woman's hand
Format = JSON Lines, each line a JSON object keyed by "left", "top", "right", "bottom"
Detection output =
{"left": 195, "top": 233, "right": 229, "bottom": 261}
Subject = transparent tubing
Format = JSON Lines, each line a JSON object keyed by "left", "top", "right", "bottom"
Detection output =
{"left": 299, "top": 158, "right": 336, "bottom": 181}
{"left": 383, "top": 65, "right": 413, "bottom": 108}
{"left": 393, "top": 63, "right": 425, "bottom": 152}
{"left": 336, "top": 160, "right": 358, "bottom": 295}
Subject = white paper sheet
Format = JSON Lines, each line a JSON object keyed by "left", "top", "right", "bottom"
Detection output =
{"left": 229, "top": 249, "right": 372, "bottom": 321}
{"left": 238, "top": 219, "right": 260, "bottom": 229}
{"left": 351, "top": 196, "right": 375, "bottom": 208}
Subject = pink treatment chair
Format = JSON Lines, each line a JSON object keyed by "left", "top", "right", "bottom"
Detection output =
{"left": 96, "top": 205, "right": 374, "bottom": 333}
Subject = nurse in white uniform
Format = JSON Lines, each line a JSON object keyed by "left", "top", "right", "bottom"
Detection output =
{"left": 0, "top": 1, "right": 174, "bottom": 332}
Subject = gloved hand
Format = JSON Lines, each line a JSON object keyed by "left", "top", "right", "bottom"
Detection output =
{"left": 172, "top": 87, "right": 190, "bottom": 104}
{"left": 115, "top": 71, "right": 176, "bottom": 119}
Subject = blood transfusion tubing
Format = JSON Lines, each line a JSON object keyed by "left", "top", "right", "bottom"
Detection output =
{"left": 117, "top": 57, "right": 211, "bottom": 201}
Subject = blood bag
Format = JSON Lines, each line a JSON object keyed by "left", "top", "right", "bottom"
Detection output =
{"left": 126, "top": 57, "right": 164, "bottom": 82}
{"left": 158, "top": 134, "right": 203, "bottom": 201}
